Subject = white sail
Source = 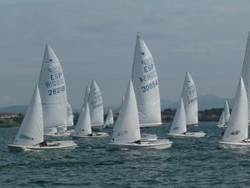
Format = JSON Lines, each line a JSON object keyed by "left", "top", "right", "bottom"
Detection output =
{"left": 218, "top": 111, "right": 225, "bottom": 126}
{"left": 241, "top": 32, "right": 250, "bottom": 123}
{"left": 224, "top": 100, "right": 230, "bottom": 124}
{"left": 74, "top": 102, "right": 92, "bottom": 136}
{"left": 169, "top": 98, "right": 187, "bottom": 134}
{"left": 181, "top": 72, "right": 198, "bottom": 125}
{"left": 104, "top": 109, "right": 114, "bottom": 127}
{"left": 132, "top": 33, "right": 161, "bottom": 127}
{"left": 89, "top": 80, "right": 104, "bottom": 127}
{"left": 82, "top": 86, "right": 90, "bottom": 112}
{"left": 222, "top": 78, "right": 248, "bottom": 142}
{"left": 38, "top": 45, "right": 69, "bottom": 132}
{"left": 14, "top": 86, "right": 44, "bottom": 146}
{"left": 111, "top": 80, "right": 141, "bottom": 144}
{"left": 67, "top": 103, "right": 74, "bottom": 127}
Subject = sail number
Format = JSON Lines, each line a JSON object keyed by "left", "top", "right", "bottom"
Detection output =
{"left": 144, "top": 63, "right": 154, "bottom": 73}
{"left": 141, "top": 80, "right": 158, "bottom": 93}
{"left": 48, "top": 86, "right": 65, "bottom": 96}
{"left": 50, "top": 73, "right": 63, "bottom": 80}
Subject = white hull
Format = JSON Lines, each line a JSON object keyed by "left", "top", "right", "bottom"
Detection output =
{"left": 91, "top": 124, "right": 104, "bottom": 128}
{"left": 109, "top": 139, "right": 172, "bottom": 150}
{"left": 44, "top": 130, "right": 73, "bottom": 137}
{"left": 187, "top": 123, "right": 199, "bottom": 127}
{"left": 141, "top": 133, "right": 158, "bottom": 141}
{"left": 216, "top": 124, "right": 227, "bottom": 128}
{"left": 71, "top": 132, "right": 109, "bottom": 138}
{"left": 168, "top": 131, "right": 206, "bottom": 138}
{"left": 140, "top": 122, "right": 162, "bottom": 128}
{"left": 8, "top": 140, "right": 77, "bottom": 152}
{"left": 219, "top": 140, "right": 250, "bottom": 148}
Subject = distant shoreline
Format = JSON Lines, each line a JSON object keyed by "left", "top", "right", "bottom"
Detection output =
{"left": 0, "top": 108, "right": 223, "bottom": 128}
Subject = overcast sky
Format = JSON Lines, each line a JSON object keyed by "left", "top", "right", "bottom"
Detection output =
{"left": 0, "top": 0, "right": 250, "bottom": 108}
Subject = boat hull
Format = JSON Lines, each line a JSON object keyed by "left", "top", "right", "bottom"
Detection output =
{"left": 108, "top": 139, "right": 172, "bottom": 150}
{"left": 8, "top": 140, "right": 77, "bottom": 152}
{"left": 71, "top": 132, "right": 109, "bottom": 138}
{"left": 141, "top": 133, "right": 158, "bottom": 141}
{"left": 140, "top": 122, "right": 162, "bottom": 128}
{"left": 168, "top": 131, "right": 206, "bottom": 138}
{"left": 44, "top": 130, "right": 73, "bottom": 137}
{"left": 219, "top": 140, "right": 250, "bottom": 148}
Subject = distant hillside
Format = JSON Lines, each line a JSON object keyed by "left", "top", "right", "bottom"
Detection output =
{"left": 0, "top": 94, "right": 233, "bottom": 113}
{"left": 161, "top": 94, "right": 233, "bottom": 110}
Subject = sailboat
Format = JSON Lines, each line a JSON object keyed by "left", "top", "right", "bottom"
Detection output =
{"left": 38, "top": 44, "right": 71, "bottom": 136}
{"left": 109, "top": 80, "right": 172, "bottom": 149}
{"left": 131, "top": 33, "right": 161, "bottom": 127}
{"left": 89, "top": 80, "right": 104, "bottom": 127}
{"left": 220, "top": 78, "right": 250, "bottom": 146}
{"left": 71, "top": 87, "right": 108, "bottom": 138}
{"left": 217, "top": 100, "right": 230, "bottom": 128}
{"left": 103, "top": 109, "right": 114, "bottom": 128}
{"left": 241, "top": 32, "right": 250, "bottom": 123}
{"left": 181, "top": 72, "right": 198, "bottom": 126}
{"left": 168, "top": 98, "right": 205, "bottom": 138}
{"left": 8, "top": 86, "right": 77, "bottom": 151}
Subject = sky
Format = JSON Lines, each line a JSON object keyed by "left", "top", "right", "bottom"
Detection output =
{"left": 0, "top": 0, "right": 250, "bottom": 108}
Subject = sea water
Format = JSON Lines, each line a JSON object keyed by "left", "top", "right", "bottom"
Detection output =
{"left": 1, "top": 122, "right": 250, "bottom": 188}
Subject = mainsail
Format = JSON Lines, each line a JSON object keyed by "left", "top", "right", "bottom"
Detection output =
{"left": 111, "top": 80, "right": 141, "bottom": 144}
{"left": 181, "top": 72, "right": 198, "bottom": 125}
{"left": 67, "top": 103, "right": 74, "bottom": 127}
{"left": 218, "top": 111, "right": 225, "bottom": 127}
{"left": 38, "top": 45, "right": 69, "bottom": 132}
{"left": 169, "top": 98, "right": 187, "bottom": 134}
{"left": 104, "top": 109, "right": 114, "bottom": 127}
{"left": 89, "top": 80, "right": 104, "bottom": 127}
{"left": 222, "top": 78, "right": 248, "bottom": 142}
{"left": 14, "top": 86, "right": 44, "bottom": 146}
{"left": 132, "top": 33, "right": 161, "bottom": 127}
{"left": 74, "top": 102, "right": 92, "bottom": 136}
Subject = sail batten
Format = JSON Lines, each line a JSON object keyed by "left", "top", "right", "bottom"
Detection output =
{"left": 132, "top": 33, "right": 161, "bottom": 127}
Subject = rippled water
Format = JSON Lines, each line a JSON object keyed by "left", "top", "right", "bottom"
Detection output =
{"left": 1, "top": 122, "right": 250, "bottom": 187}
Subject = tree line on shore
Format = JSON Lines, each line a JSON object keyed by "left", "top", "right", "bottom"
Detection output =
{"left": 0, "top": 108, "right": 225, "bottom": 127}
